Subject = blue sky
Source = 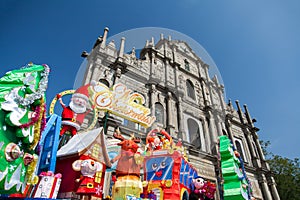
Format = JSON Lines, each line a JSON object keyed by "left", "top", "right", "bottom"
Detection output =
{"left": 0, "top": 0, "right": 299, "bottom": 159}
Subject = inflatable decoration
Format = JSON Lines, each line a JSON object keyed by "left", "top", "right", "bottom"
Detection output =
{"left": 190, "top": 176, "right": 216, "bottom": 200}
{"left": 0, "top": 63, "right": 49, "bottom": 194}
{"left": 110, "top": 128, "right": 143, "bottom": 200}
{"left": 72, "top": 155, "right": 103, "bottom": 199}
{"left": 142, "top": 129, "right": 199, "bottom": 200}
{"left": 219, "top": 135, "right": 251, "bottom": 200}
{"left": 49, "top": 82, "right": 97, "bottom": 147}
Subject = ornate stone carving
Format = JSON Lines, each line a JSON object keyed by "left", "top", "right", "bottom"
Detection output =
{"left": 178, "top": 74, "right": 184, "bottom": 89}
{"left": 195, "top": 81, "right": 204, "bottom": 106}
{"left": 212, "top": 88, "right": 221, "bottom": 109}
{"left": 167, "top": 66, "right": 175, "bottom": 85}
{"left": 152, "top": 59, "right": 164, "bottom": 81}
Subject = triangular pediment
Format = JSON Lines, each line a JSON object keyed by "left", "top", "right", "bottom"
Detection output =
{"left": 174, "top": 41, "right": 199, "bottom": 61}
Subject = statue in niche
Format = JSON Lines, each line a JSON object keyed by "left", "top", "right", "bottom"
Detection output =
{"left": 202, "top": 83, "right": 211, "bottom": 105}
{"left": 178, "top": 74, "right": 184, "bottom": 89}
{"left": 152, "top": 59, "right": 163, "bottom": 80}
{"left": 212, "top": 89, "right": 221, "bottom": 109}
{"left": 168, "top": 67, "right": 175, "bottom": 85}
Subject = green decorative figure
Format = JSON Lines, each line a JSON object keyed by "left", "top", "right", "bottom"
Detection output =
{"left": 0, "top": 63, "right": 49, "bottom": 194}
{"left": 219, "top": 135, "right": 251, "bottom": 200}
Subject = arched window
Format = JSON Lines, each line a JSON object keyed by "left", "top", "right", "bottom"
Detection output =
{"left": 186, "top": 80, "right": 195, "bottom": 100}
{"left": 155, "top": 103, "right": 164, "bottom": 125}
{"left": 187, "top": 118, "right": 201, "bottom": 149}
{"left": 235, "top": 140, "right": 246, "bottom": 161}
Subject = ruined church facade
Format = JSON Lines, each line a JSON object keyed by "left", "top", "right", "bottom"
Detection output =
{"left": 81, "top": 27, "right": 280, "bottom": 200}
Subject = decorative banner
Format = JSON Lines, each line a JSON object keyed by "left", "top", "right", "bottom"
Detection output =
{"left": 0, "top": 63, "right": 49, "bottom": 194}
{"left": 91, "top": 83, "right": 156, "bottom": 128}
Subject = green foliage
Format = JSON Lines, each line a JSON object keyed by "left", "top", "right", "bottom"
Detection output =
{"left": 268, "top": 156, "right": 300, "bottom": 200}
{"left": 259, "top": 140, "right": 300, "bottom": 199}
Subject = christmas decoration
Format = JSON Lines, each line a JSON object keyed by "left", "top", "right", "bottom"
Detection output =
{"left": 110, "top": 128, "right": 143, "bottom": 200}
{"left": 56, "top": 82, "right": 95, "bottom": 137}
{"left": 219, "top": 135, "right": 252, "bottom": 200}
{"left": 0, "top": 63, "right": 49, "bottom": 194}
{"left": 32, "top": 171, "right": 62, "bottom": 199}
{"left": 72, "top": 155, "right": 103, "bottom": 199}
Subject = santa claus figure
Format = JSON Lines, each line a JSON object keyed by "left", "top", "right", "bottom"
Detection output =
{"left": 57, "top": 82, "right": 95, "bottom": 138}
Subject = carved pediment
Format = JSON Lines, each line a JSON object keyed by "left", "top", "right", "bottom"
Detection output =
{"left": 175, "top": 41, "right": 198, "bottom": 61}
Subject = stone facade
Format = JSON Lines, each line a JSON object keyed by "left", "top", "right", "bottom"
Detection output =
{"left": 81, "top": 27, "right": 280, "bottom": 200}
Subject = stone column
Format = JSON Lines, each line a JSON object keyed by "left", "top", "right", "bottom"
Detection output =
{"left": 167, "top": 92, "right": 172, "bottom": 125}
{"left": 118, "top": 37, "right": 125, "bottom": 58}
{"left": 259, "top": 174, "right": 273, "bottom": 200}
{"left": 225, "top": 118, "right": 236, "bottom": 148}
{"left": 215, "top": 115, "right": 223, "bottom": 137}
{"left": 100, "top": 27, "right": 109, "bottom": 49}
{"left": 202, "top": 119, "right": 211, "bottom": 153}
{"left": 113, "top": 68, "right": 122, "bottom": 84}
{"left": 177, "top": 96, "right": 186, "bottom": 141}
{"left": 166, "top": 92, "right": 176, "bottom": 137}
{"left": 91, "top": 65, "right": 100, "bottom": 81}
{"left": 84, "top": 63, "right": 93, "bottom": 85}
{"left": 253, "top": 132, "right": 270, "bottom": 169}
{"left": 149, "top": 84, "right": 156, "bottom": 121}
{"left": 207, "top": 110, "right": 218, "bottom": 153}
{"left": 244, "top": 129, "right": 260, "bottom": 167}
{"left": 269, "top": 176, "right": 280, "bottom": 200}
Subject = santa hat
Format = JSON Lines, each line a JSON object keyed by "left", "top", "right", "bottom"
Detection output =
{"left": 72, "top": 81, "right": 97, "bottom": 102}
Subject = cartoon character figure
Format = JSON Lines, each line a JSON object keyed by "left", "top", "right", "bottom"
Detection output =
{"left": 193, "top": 176, "right": 206, "bottom": 195}
{"left": 147, "top": 136, "right": 162, "bottom": 151}
{"left": 57, "top": 83, "right": 95, "bottom": 137}
{"left": 146, "top": 129, "right": 172, "bottom": 151}
{"left": 189, "top": 176, "right": 206, "bottom": 200}
{"left": 190, "top": 176, "right": 216, "bottom": 200}
{"left": 72, "top": 156, "right": 103, "bottom": 198}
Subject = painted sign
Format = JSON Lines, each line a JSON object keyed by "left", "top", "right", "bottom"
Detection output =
{"left": 91, "top": 83, "right": 156, "bottom": 128}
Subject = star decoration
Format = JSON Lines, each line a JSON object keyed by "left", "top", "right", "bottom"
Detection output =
{"left": 8, "top": 164, "right": 16, "bottom": 172}
{"left": 21, "top": 168, "right": 26, "bottom": 177}
{"left": 95, "top": 185, "right": 103, "bottom": 195}
{"left": 18, "top": 140, "right": 23, "bottom": 148}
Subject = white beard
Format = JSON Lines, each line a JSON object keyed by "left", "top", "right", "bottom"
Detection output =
{"left": 69, "top": 101, "right": 87, "bottom": 113}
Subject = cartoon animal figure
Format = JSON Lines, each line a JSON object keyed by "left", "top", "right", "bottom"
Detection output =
{"left": 72, "top": 156, "right": 103, "bottom": 199}
{"left": 110, "top": 128, "right": 142, "bottom": 178}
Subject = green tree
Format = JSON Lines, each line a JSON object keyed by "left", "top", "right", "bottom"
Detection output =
{"left": 260, "top": 140, "right": 300, "bottom": 200}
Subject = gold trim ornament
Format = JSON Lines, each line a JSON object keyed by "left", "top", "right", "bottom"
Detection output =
{"left": 49, "top": 90, "right": 75, "bottom": 115}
